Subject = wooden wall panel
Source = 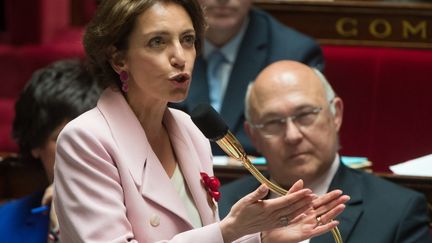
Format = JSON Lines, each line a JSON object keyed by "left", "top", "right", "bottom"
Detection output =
{"left": 254, "top": 0, "right": 432, "bottom": 49}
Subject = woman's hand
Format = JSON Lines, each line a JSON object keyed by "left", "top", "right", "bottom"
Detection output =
{"left": 219, "top": 180, "right": 315, "bottom": 242}
{"left": 42, "top": 184, "right": 57, "bottom": 224}
{"left": 42, "top": 183, "right": 54, "bottom": 206}
{"left": 261, "top": 189, "right": 350, "bottom": 243}
{"left": 42, "top": 184, "right": 60, "bottom": 242}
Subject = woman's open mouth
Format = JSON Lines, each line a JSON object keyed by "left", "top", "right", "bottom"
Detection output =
{"left": 170, "top": 73, "right": 190, "bottom": 83}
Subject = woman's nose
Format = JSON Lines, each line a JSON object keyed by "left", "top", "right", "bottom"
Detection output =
{"left": 170, "top": 43, "right": 186, "bottom": 68}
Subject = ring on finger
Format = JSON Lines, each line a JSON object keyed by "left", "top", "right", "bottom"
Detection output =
{"left": 316, "top": 216, "right": 322, "bottom": 226}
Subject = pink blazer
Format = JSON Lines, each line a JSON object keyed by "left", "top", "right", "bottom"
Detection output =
{"left": 54, "top": 89, "right": 260, "bottom": 243}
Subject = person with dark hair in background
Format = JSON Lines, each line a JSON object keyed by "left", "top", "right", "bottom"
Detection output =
{"left": 0, "top": 59, "right": 101, "bottom": 243}
{"left": 173, "top": 0, "right": 324, "bottom": 156}
{"left": 53, "top": 0, "right": 349, "bottom": 242}
{"left": 219, "top": 60, "right": 432, "bottom": 243}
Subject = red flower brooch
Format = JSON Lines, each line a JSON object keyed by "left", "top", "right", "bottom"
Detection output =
{"left": 200, "top": 172, "right": 221, "bottom": 202}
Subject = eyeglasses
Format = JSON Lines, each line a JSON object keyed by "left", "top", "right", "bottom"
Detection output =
{"left": 249, "top": 107, "right": 323, "bottom": 138}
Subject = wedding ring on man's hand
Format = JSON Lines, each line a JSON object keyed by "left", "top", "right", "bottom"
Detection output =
{"left": 279, "top": 215, "right": 289, "bottom": 227}
{"left": 316, "top": 216, "right": 322, "bottom": 226}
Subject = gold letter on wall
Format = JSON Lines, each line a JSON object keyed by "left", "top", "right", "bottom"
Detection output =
{"left": 402, "top": 20, "right": 427, "bottom": 39}
{"left": 336, "top": 17, "right": 358, "bottom": 37}
{"left": 370, "top": 19, "right": 392, "bottom": 39}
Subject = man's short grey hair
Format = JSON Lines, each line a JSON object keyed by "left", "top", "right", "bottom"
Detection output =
{"left": 244, "top": 82, "right": 254, "bottom": 122}
{"left": 313, "top": 68, "right": 336, "bottom": 115}
{"left": 244, "top": 67, "right": 336, "bottom": 122}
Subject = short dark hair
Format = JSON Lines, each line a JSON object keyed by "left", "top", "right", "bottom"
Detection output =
{"left": 83, "top": 0, "right": 206, "bottom": 90}
{"left": 12, "top": 59, "right": 101, "bottom": 165}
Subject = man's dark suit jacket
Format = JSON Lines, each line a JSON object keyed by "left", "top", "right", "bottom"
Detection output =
{"left": 172, "top": 8, "right": 324, "bottom": 156}
{"left": 218, "top": 163, "right": 432, "bottom": 243}
{"left": 0, "top": 191, "right": 50, "bottom": 242}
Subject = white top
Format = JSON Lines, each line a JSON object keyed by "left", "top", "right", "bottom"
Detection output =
{"left": 170, "top": 164, "right": 203, "bottom": 229}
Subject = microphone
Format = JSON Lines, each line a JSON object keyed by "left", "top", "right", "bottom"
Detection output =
{"left": 190, "top": 103, "right": 286, "bottom": 196}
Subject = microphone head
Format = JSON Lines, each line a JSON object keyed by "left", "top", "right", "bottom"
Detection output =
{"left": 190, "top": 104, "right": 228, "bottom": 141}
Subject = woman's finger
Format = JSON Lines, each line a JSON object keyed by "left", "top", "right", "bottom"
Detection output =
{"left": 312, "top": 189, "right": 343, "bottom": 209}
{"left": 41, "top": 184, "right": 54, "bottom": 205}
{"left": 314, "top": 194, "right": 350, "bottom": 216}
{"left": 317, "top": 204, "right": 346, "bottom": 225}
{"left": 283, "top": 199, "right": 314, "bottom": 224}
{"left": 239, "top": 184, "right": 269, "bottom": 205}
{"left": 280, "top": 193, "right": 313, "bottom": 216}
{"left": 310, "top": 219, "right": 340, "bottom": 238}
{"left": 268, "top": 188, "right": 313, "bottom": 212}
{"left": 287, "top": 179, "right": 304, "bottom": 193}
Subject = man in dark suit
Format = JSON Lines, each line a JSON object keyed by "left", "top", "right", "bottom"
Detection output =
{"left": 218, "top": 60, "right": 431, "bottom": 242}
{"left": 173, "top": 0, "right": 324, "bottom": 156}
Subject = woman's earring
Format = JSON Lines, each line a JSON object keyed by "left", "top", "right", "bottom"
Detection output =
{"left": 119, "top": 71, "right": 129, "bottom": 92}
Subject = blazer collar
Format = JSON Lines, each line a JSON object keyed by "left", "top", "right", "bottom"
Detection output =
{"left": 311, "top": 163, "right": 364, "bottom": 243}
{"left": 98, "top": 89, "right": 215, "bottom": 226}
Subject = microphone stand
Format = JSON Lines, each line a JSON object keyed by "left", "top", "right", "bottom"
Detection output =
{"left": 217, "top": 131, "right": 343, "bottom": 243}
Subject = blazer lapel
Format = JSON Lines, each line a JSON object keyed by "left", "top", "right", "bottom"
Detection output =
{"left": 97, "top": 89, "right": 193, "bottom": 227}
{"left": 221, "top": 11, "right": 268, "bottom": 130}
{"left": 140, "top": 147, "right": 193, "bottom": 227}
{"left": 164, "top": 109, "right": 217, "bottom": 225}
{"left": 311, "top": 164, "right": 364, "bottom": 243}
{"left": 97, "top": 88, "right": 148, "bottom": 184}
